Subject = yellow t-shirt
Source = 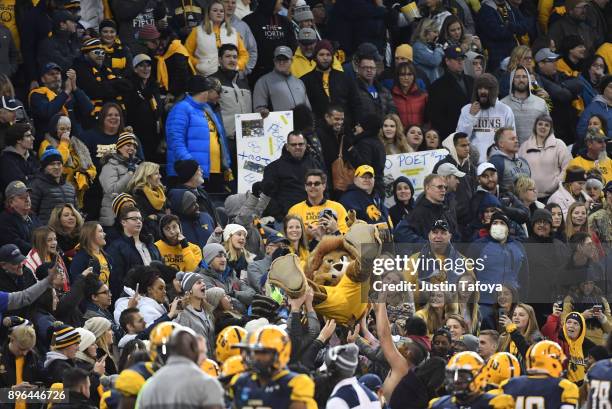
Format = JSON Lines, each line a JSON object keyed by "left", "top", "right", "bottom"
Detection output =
{"left": 322, "top": 70, "right": 330, "bottom": 97}
{"left": 0, "top": 0, "right": 19, "bottom": 51}
{"left": 154, "top": 240, "right": 202, "bottom": 272}
{"left": 94, "top": 252, "right": 111, "bottom": 286}
{"left": 15, "top": 356, "right": 25, "bottom": 409}
{"left": 287, "top": 199, "right": 349, "bottom": 235}
{"left": 568, "top": 155, "right": 612, "bottom": 184}
{"left": 205, "top": 111, "right": 221, "bottom": 174}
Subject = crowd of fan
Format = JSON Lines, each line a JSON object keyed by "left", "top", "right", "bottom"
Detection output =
{"left": 0, "top": 0, "right": 611, "bottom": 408}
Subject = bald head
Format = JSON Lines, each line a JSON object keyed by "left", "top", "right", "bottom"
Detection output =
{"left": 168, "top": 329, "right": 200, "bottom": 363}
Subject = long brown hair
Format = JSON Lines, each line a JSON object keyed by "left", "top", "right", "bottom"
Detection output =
{"left": 565, "top": 202, "right": 589, "bottom": 239}
{"left": 499, "top": 303, "right": 540, "bottom": 351}
{"left": 98, "top": 102, "right": 125, "bottom": 133}
{"left": 31, "top": 226, "right": 56, "bottom": 261}
{"left": 48, "top": 204, "right": 84, "bottom": 239}
{"left": 283, "top": 215, "right": 309, "bottom": 253}
{"left": 378, "top": 113, "right": 410, "bottom": 154}
{"left": 80, "top": 221, "right": 103, "bottom": 255}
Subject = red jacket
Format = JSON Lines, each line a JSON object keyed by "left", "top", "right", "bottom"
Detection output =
{"left": 391, "top": 84, "right": 428, "bottom": 128}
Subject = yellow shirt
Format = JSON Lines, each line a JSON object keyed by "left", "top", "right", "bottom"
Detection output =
{"left": 568, "top": 155, "right": 612, "bottom": 184}
{"left": 154, "top": 240, "right": 202, "bottom": 272}
{"left": 287, "top": 199, "right": 349, "bottom": 235}
{"left": 15, "top": 356, "right": 25, "bottom": 409}
{"left": 205, "top": 111, "right": 221, "bottom": 174}
{"left": 94, "top": 252, "right": 111, "bottom": 287}
{"left": 313, "top": 273, "right": 369, "bottom": 325}
{"left": 0, "top": 0, "right": 19, "bottom": 51}
{"left": 290, "top": 47, "right": 344, "bottom": 78}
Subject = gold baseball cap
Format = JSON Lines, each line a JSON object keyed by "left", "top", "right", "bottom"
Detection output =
{"left": 355, "top": 165, "right": 375, "bottom": 177}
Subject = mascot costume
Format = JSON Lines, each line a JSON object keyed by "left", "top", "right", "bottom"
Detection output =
{"left": 266, "top": 212, "right": 383, "bottom": 325}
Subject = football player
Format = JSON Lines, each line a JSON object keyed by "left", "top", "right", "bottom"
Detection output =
{"left": 501, "top": 340, "right": 579, "bottom": 409}
{"left": 216, "top": 325, "right": 247, "bottom": 362}
{"left": 585, "top": 357, "right": 612, "bottom": 408}
{"left": 113, "top": 322, "right": 183, "bottom": 409}
{"left": 482, "top": 352, "right": 521, "bottom": 391}
{"left": 429, "top": 351, "right": 515, "bottom": 408}
{"left": 230, "top": 325, "right": 317, "bottom": 409}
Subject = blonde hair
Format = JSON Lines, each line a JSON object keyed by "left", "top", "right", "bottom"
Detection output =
{"left": 127, "top": 162, "right": 163, "bottom": 193}
{"left": 513, "top": 176, "right": 536, "bottom": 199}
{"left": 80, "top": 222, "right": 103, "bottom": 255}
{"left": 9, "top": 325, "right": 36, "bottom": 351}
{"left": 499, "top": 303, "right": 539, "bottom": 351}
{"left": 418, "top": 291, "right": 457, "bottom": 335}
{"left": 566, "top": 202, "right": 589, "bottom": 238}
{"left": 48, "top": 204, "right": 84, "bottom": 238}
{"left": 204, "top": 0, "right": 233, "bottom": 36}
{"left": 508, "top": 45, "right": 533, "bottom": 72}
{"left": 223, "top": 233, "right": 253, "bottom": 263}
{"left": 378, "top": 114, "right": 410, "bottom": 154}
{"left": 411, "top": 18, "right": 438, "bottom": 44}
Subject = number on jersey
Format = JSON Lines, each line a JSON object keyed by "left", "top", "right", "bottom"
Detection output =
{"left": 590, "top": 380, "right": 612, "bottom": 409}
{"left": 515, "top": 396, "right": 545, "bottom": 409}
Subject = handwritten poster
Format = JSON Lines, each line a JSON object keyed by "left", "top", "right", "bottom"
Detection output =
{"left": 383, "top": 149, "right": 448, "bottom": 207}
{"left": 235, "top": 111, "right": 293, "bottom": 193}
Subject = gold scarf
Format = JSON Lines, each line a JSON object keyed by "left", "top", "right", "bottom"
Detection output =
{"left": 157, "top": 40, "right": 195, "bottom": 91}
{"left": 143, "top": 185, "right": 166, "bottom": 211}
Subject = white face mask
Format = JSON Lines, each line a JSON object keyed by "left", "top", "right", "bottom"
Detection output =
{"left": 490, "top": 224, "right": 508, "bottom": 241}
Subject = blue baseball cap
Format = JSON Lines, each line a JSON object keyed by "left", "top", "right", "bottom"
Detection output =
{"left": 444, "top": 46, "right": 465, "bottom": 60}
{"left": 359, "top": 374, "right": 383, "bottom": 392}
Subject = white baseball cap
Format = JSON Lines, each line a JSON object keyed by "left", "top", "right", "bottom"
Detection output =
{"left": 436, "top": 163, "right": 466, "bottom": 178}
{"left": 477, "top": 162, "right": 497, "bottom": 176}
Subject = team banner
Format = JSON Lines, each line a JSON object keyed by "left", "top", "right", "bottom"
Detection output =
{"left": 383, "top": 149, "right": 448, "bottom": 207}
{"left": 235, "top": 111, "right": 293, "bottom": 193}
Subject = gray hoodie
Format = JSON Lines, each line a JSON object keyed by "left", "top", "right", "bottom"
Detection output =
{"left": 500, "top": 68, "right": 549, "bottom": 145}
{"left": 488, "top": 147, "right": 531, "bottom": 193}
{"left": 463, "top": 51, "right": 486, "bottom": 78}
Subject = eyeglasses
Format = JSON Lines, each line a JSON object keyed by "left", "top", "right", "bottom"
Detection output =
{"left": 92, "top": 49, "right": 106, "bottom": 57}
{"left": 125, "top": 216, "right": 143, "bottom": 222}
{"left": 305, "top": 181, "right": 322, "bottom": 187}
{"left": 288, "top": 142, "right": 305, "bottom": 147}
{"left": 96, "top": 289, "right": 111, "bottom": 295}
{"left": 432, "top": 185, "right": 448, "bottom": 191}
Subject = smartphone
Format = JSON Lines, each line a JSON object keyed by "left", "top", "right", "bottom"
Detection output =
{"left": 135, "top": 283, "right": 140, "bottom": 295}
{"left": 594, "top": 304, "right": 603, "bottom": 314}
{"left": 499, "top": 308, "right": 507, "bottom": 317}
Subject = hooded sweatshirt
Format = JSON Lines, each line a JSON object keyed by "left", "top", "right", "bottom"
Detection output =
{"left": 457, "top": 73, "right": 515, "bottom": 163}
{"left": 488, "top": 147, "right": 531, "bottom": 194}
{"left": 500, "top": 68, "right": 549, "bottom": 145}
{"left": 541, "top": 311, "right": 594, "bottom": 384}
{"left": 463, "top": 50, "right": 486, "bottom": 78}
{"left": 389, "top": 176, "right": 415, "bottom": 227}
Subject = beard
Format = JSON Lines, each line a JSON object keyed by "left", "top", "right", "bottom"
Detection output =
{"left": 478, "top": 95, "right": 491, "bottom": 109}
{"left": 316, "top": 60, "right": 331, "bottom": 71}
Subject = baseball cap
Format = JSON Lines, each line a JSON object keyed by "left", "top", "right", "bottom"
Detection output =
{"left": 354, "top": 165, "right": 375, "bottom": 177}
{"left": 455, "top": 334, "right": 479, "bottom": 352}
{"left": 476, "top": 162, "right": 497, "bottom": 176}
{"left": 4, "top": 180, "right": 31, "bottom": 199}
{"left": 431, "top": 219, "right": 449, "bottom": 232}
{"left": 132, "top": 53, "right": 152, "bottom": 69}
{"left": 40, "top": 62, "right": 61, "bottom": 77}
{"left": 534, "top": 48, "right": 560, "bottom": 63}
{"left": 444, "top": 46, "right": 465, "bottom": 60}
{"left": 359, "top": 374, "right": 383, "bottom": 392}
{"left": 267, "top": 232, "right": 290, "bottom": 245}
{"left": 274, "top": 46, "right": 293, "bottom": 59}
{"left": 0, "top": 244, "right": 26, "bottom": 264}
{"left": 436, "top": 162, "right": 466, "bottom": 177}
{"left": 297, "top": 28, "right": 317, "bottom": 44}
{"left": 0, "top": 96, "right": 22, "bottom": 111}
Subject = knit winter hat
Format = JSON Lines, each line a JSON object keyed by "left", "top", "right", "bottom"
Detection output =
{"left": 205, "top": 287, "right": 226, "bottom": 309}
{"left": 187, "top": 75, "right": 214, "bottom": 95}
{"left": 40, "top": 147, "right": 63, "bottom": 169}
{"left": 490, "top": 211, "right": 509, "bottom": 227}
{"left": 81, "top": 38, "right": 103, "bottom": 53}
{"left": 174, "top": 159, "right": 200, "bottom": 184}
{"left": 84, "top": 317, "right": 112, "bottom": 339}
{"left": 181, "top": 191, "right": 198, "bottom": 214}
{"left": 565, "top": 167, "right": 586, "bottom": 183}
{"left": 52, "top": 324, "right": 81, "bottom": 349}
{"left": 112, "top": 193, "right": 136, "bottom": 216}
{"left": 223, "top": 223, "right": 248, "bottom": 242}
{"left": 250, "top": 294, "right": 280, "bottom": 321}
{"left": 116, "top": 132, "right": 138, "bottom": 150}
{"left": 176, "top": 271, "right": 204, "bottom": 292}
{"left": 586, "top": 178, "right": 604, "bottom": 190}
{"left": 566, "top": 312, "right": 583, "bottom": 329}
{"left": 531, "top": 209, "right": 553, "bottom": 226}
{"left": 314, "top": 40, "right": 334, "bottom": 56}
{"left": 99, "top": 19, "right": 117, "bottom": 31}
{"left": 325, "top": 343, "right": 359, "bottom": 377}
{"left": 202, "top": 243, "right": 227, "bottom": 266}
{"left": 137, "top": 24, "right": 160, "bottom": 41}
{"left": 76, "top": 328, "right": 96, "bottom": 352}
{"left": 395, "top": 44, "right": 413, "bottom": 61}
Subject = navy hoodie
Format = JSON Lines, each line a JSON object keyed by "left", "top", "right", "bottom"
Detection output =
{"left": 339, "top": 184, "right": 389, "bottom": 225}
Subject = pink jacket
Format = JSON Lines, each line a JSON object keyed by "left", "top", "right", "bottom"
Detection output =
{"left": 518, "top": 133, "right": 572, "bottom": 198}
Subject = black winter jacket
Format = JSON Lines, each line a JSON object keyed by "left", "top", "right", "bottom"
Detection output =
{"left": 355, "top": 78, "right": 398, "bottom": 120}
{"left": 426, "top": 72, "right": 474, "bottom": 140}
{"left": 261, "top": 147, "right": 323, "bottom": 220}
{"left": 0, "top": 147, "right": 39, "bottom": 193}
{"left": 394, "top": 195, "right": 459, "bottom": 243}
{"left": 0, "top": 343, "right": 44, "bottom": 406}
{"left": 301, "top": 69, "right": 361, "bottom": 127}
{"left": 106, "top": 233, "right": 162, "bottom": 300}
{"left": 111, "top": 0, "right": 166, "bottom": 53}
{"left": 0, "top": 210, "right": 42, "bottom": 255}
{"left": 243, "top": 0, "right": 296, "bottom": 84}
{"left": 29, "top": 172, "right": 76, "bottom": 225}
{"left": 36, "top": 30, "right": 80, "bottom": 74}
{"left": 346, "top": 130, "right": 386, "bottom": 196}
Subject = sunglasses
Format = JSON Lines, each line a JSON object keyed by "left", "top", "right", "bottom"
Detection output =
{"left": 92, "top": 49, "right": 106, "bottom": 57}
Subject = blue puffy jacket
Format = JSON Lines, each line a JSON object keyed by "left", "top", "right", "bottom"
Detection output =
{"left": 166, "top": 95, "right": 231, "bottom": 177}
{"left": 467, "top": 236, "right": 529, "bottom": 304}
